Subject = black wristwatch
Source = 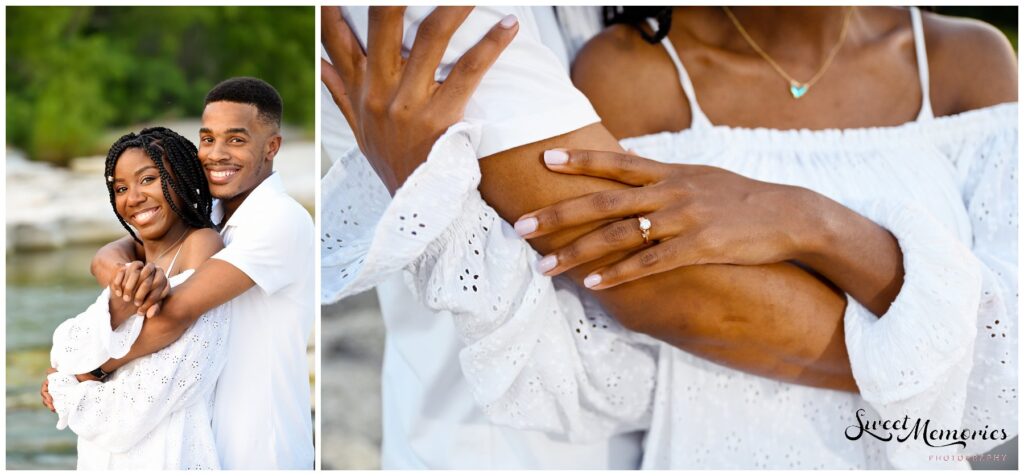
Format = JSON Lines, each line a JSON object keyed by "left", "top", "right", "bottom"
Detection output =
{"left": 89, "top": 367, "right": 110, "bottom": 380}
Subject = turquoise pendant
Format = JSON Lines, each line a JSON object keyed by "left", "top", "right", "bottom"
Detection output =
{"left": 789, "top": 83, "right": 809, "bottom": 99}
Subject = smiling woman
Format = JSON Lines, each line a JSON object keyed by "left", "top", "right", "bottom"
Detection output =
{"left": 45, "top": 127, "right": 231, "bottom": 469}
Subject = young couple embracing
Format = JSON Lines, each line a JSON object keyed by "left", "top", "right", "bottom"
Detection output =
{"left": 41, "top": 78, "right": 314, "bottom": 470}
{"left": 322, "top": 6, "right": 1016, "bottom": 470}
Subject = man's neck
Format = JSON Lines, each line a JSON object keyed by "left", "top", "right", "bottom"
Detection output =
{"left": 219, "top": 172, "right": 273, "bottom": 225}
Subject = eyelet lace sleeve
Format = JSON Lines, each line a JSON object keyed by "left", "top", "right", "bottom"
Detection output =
{"left": 321, "top": 123, "right": 657, "bottom": 441}
{"left": 47, "top": 283, "right": 231, "bottom": 455}
{"left": 842, "top": 115, "right": 1017, "bottom": 467}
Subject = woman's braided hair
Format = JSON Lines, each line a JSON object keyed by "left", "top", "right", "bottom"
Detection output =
{"left": 603, "top": 6, "right": 673, "bottom": 44}
{"left": 103, "top": 127, "right": 213, "bottom": 244}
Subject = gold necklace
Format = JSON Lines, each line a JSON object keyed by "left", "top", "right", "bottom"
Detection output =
{"left": 723, "top": 6, "right": 855, "bottom": 99}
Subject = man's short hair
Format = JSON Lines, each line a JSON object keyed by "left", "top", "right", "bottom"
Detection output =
{"left": 205, "top": 77, "right": 283, "bottom": 127}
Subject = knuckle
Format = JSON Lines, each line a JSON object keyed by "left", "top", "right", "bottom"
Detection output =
{"left": 541, "top": 208, "right": 562, "bottom": 228}
{"left": 638, "top": 250, "right": 660, "bottom": 267}
{"left": 364, "top": 95, "right": 388, "bottom": 116}
{"left": 415, "top": 17, "right": 442, "bottom": 41}
{"left": 457, "top": 54, "right": 484, "bottom": 74}
{"left": 386, "top": 101, "right": 411, "bottom": 121}
{"left": 603, "top": 222, "right": 633, "bottom": 243}
{"left": 590, "top": 192, "right": 619, "bottom": 212}
{"left": 560, "top": 244, "right": 582, "bottom": 262}
{"left": 574, "top": 150, "right": 592, "bottom": 169}
{"left": 618, "top": 153, "right": 640, "bottom": 171}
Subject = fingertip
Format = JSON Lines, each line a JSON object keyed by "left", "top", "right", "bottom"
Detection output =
{"left": 543, "top": 149, "right": 569, "bottom": 167}
{"left": 514, "top": 216, "right": 538, "bottom": 236}
{"left": 499, "top": 14, "right": 518, "bottom": 30}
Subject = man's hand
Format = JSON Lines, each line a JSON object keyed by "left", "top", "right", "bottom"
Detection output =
{"left": 40, "top": 368, "right": 57, "bottom": 412}
{"left": 321, "top": 6, "right": 518, "bottom": 194}
{"left": 109, "top": 261, "right": 170, "bottom": 322}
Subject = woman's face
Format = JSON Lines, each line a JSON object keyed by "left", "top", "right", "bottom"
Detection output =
{"left": 112, "top": 148, "right": 185, "bottom": 241}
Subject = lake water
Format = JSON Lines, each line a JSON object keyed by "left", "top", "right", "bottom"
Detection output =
{"left": 6, "top": 245, "right": 104, "bottom": 469}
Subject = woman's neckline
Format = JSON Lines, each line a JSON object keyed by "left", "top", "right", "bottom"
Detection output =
{"left": 620, "top": 102, "right": 1017, "bottom": 144}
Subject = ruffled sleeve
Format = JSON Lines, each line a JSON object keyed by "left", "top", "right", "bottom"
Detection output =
{"left": 47, "top": 277, "right": 231, "bottom": 453}
{"left": 843, "top": 105, "right": 1018, "bottom": 467}
{"left": 321, "top": 122, "right": 657, "bottom": 441}
{"left": 49, "top": 288, "right": 144, "bottom": 375}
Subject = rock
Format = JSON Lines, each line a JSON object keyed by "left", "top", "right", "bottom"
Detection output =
{"left": 321, "top": 292, "right": 384, "bottom": 469}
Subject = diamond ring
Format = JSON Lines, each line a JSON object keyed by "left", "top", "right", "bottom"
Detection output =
{"left": 637, "top": 216, "right": 652, "bottom": 244}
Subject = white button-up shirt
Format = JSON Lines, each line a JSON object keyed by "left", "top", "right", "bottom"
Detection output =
{"left": 210, "top": 172, "right": 315, "bottom": 469}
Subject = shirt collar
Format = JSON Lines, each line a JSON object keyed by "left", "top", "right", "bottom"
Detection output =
{"left": 213, "top": 172, "right": 284, "bottom": 230}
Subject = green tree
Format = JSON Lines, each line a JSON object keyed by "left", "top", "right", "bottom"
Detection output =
{"left": 7, "top": 6, "right": 313, "bottom": 165}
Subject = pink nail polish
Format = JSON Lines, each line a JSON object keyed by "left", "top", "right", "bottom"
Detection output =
{"left": 514, "top": 217, "right": 538, "bottom": 236}
{"left": 584, "top": 274, "right": 602, "bottom": 288}
{"left": 544, "top": 150, "right": 568, "bottom": 166}
{"left": 537, "top": 255, "right": 557, "bottom": 273}
{"left": 499, "top": 14, "right": 518, "bottom": 29}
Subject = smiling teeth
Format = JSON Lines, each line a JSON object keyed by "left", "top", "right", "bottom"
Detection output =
{"left": 210, "top": 170, "right": 236, "bottom": 179}
{"left": 133, "top": 208, "right": 157, "bottom": 224}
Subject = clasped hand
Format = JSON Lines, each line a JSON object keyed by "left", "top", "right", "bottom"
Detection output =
{"left": 109, "top": 260, "right": 171, "bottom": 321}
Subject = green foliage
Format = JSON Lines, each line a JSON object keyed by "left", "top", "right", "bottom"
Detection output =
{"left": 7, "top": 6, "right": 313, "bottom": 165}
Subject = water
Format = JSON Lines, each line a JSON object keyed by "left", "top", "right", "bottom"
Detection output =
{"left": 6, "top": 245, "right": 103, "bottom": 469}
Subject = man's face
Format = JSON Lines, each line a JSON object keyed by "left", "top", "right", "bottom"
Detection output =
{"left": 199, "top": 101, "right": 281, "bottom": 204}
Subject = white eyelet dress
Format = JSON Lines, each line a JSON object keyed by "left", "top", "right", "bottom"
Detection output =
{"left": 321, "top": 7, "right": 1016, "bottom": 469}
{"left": 48, "top": 256, "right": 232, "bottom": 469}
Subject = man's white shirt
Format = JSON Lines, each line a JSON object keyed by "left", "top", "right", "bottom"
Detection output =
{"left": 324, "top": 6, "right": 645, "bottom": 469}
{"left": 210, "top": 172, "right": 315, "bottom": 469}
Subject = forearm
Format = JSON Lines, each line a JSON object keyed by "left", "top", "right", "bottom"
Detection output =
{"left": 479, "top": 124, "right": 856, "bottom": 391}
{"left": 99, "top": 313, "right": 189, "bottom": 372}
{"left": 598, "top": 261, "right": 855, "bottom": 392}
{"left": 795, "top": 190, "right": 905, "bottom": 317}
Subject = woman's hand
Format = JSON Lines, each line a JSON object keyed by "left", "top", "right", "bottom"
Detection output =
{"left": 514, "top": 149, "right": 823, "bottom": 290}
{"left": 321, "top": 6, "right": 519, "bottom": 195}
{"left": 514, "top": 148, "right": 904, "bottom": 316}
{"left": 40, "top": 368, "right": 56, "bottom": 412}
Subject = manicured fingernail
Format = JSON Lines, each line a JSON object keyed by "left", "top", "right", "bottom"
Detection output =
{"left": 537, "top": 255, "right": 557, "bottom": 274}
{"left": 123, "top": 294, "right": 131, "bottom": 302}
{"left": 134, "top": 300, "right": 141, "bottom": 306}
{"left": 514, "top": 217, "right": 537, "bottom": 235}
{"left": 499, "top": 14, "right": 518, "bottom": 29}
{"left": 544, "top": 150, "right": 568, "bottom": 166}
{"left": 584, "top": 274, "right": 602, "bottom": 288}
{"left": 147, "top": 307, "right": 157, "bottom": 319}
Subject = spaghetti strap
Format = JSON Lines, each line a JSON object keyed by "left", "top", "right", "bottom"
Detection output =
{"left": 909, "top": 7, "right": 934, "bottom": 121}
{"left": 646, "top": 18, "right": 713, "bottom": 130}
{"left": 165, "top": 237, "right": 186, "bottom": 277}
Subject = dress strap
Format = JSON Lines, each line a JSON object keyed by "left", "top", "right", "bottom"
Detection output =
{"left": 646, "top": 18, "right": 713, "bottom": 130}
{"left": 909, "top": 7, "right": 934, "bottom": 121}
{"left": 165, "top": 236, "right": 187, "bottom": 277}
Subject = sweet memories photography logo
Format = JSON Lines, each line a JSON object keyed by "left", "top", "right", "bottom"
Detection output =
{"left": 845, "top": 408, "right": 1009, "bottom": 449}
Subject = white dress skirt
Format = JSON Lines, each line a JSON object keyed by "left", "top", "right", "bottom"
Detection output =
{"left": 48, "top": 269, "right": 231, "bottom": 469}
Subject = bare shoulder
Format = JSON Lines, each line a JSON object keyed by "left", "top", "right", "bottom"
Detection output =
{"left": 178, "top": 227, "right": 224, "bottom": 270}
{"left": 571, "top": 24, "right": 686, "bottom": 138}
{"left": 923, "top": 11, "right": 1018, "bottom": 114}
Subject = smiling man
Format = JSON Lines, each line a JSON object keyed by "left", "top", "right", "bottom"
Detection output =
{"left": 42, "top": 77, "right": 315, "bottom": 469}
